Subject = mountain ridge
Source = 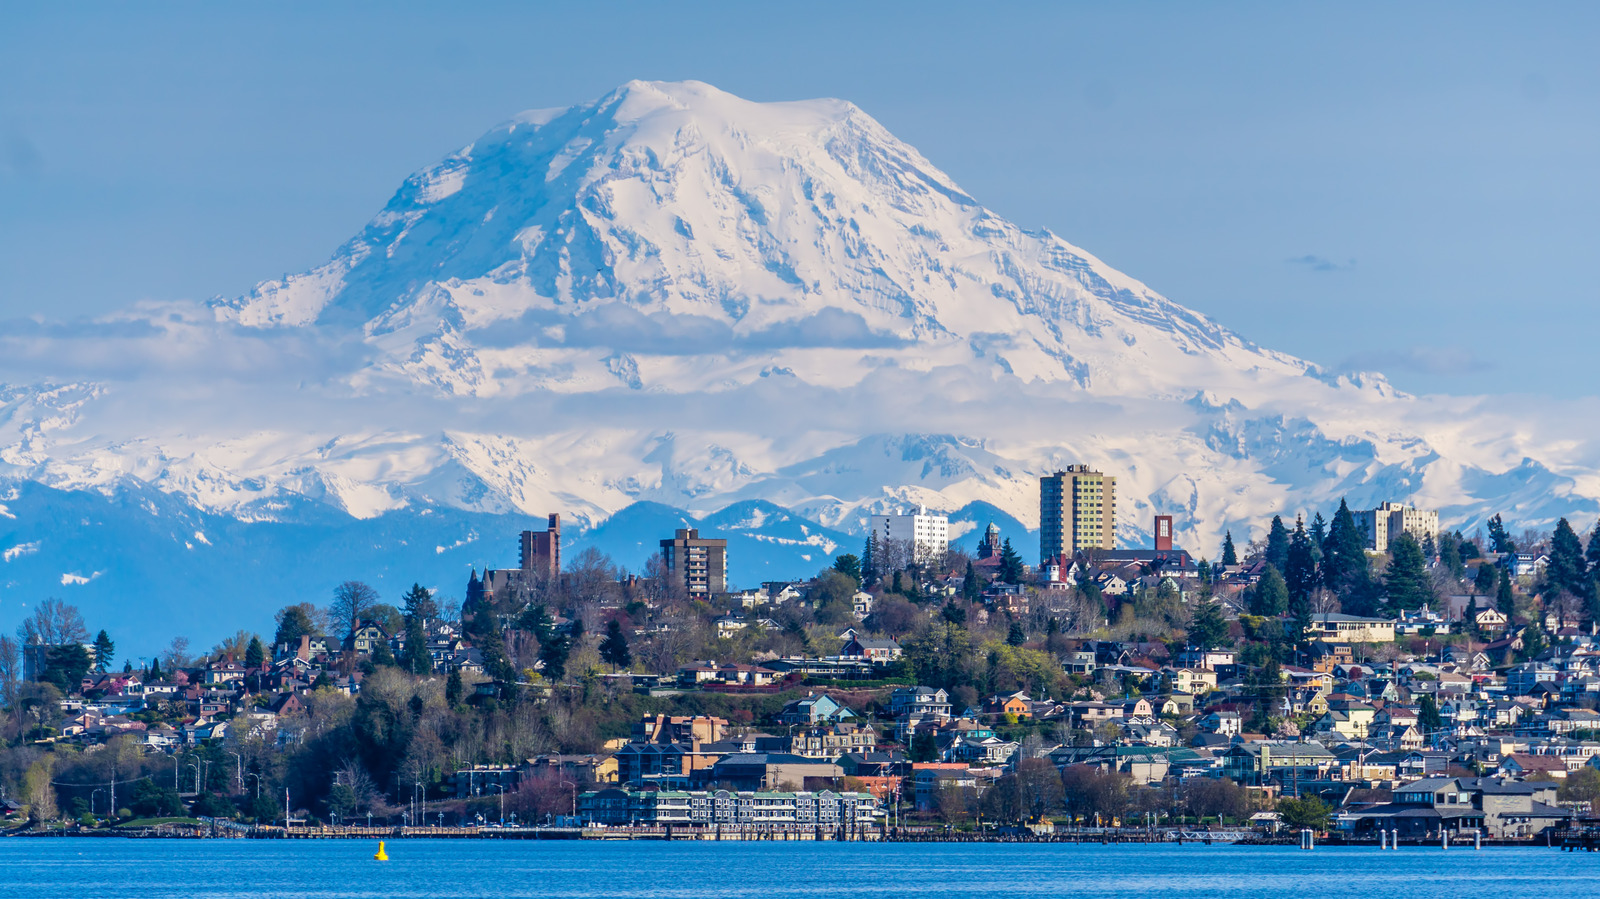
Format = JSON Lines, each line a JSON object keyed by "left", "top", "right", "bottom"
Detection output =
{"left": 2, "top": 80, "right": 1598, "bottom": 646}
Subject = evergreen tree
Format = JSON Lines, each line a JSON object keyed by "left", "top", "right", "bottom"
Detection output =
{"left": 148, "top": 657, "right": 162, "bottom": 680}
{"left": 1548, "top": 518, "right": 1588, "bottom": 597}
{"left": 1250, "top": 565, "right": 1289, "bottom": 617}
{"left": 1187, "top": 601, "right": 1228, "bottom": 651}
{"left": 369, "top": 638, "right": 396, "bottom": 668}
{"left": 445, "top": 667, "right": 464, "bottom": 707}
{"left": 1438, "top": 532, "right": 1463, "bottom": 578}
{"left": 1487, "top": 514, "right": 1515, "bottom": 554}
{"left": 1265, "top": 516, "right": 1291, "bottom": 574}
{"left": 832, "top": 553, "right": 863, "bottom": 586}
{"left": 1221, "top": 531, "right": 1238, "bottom": 567}
{"left": 273, "top": 604, "right": 318, "bottom": 647}
{"left": 518, "top": 604, "right": 555, "bottom": 645}
{"left": 599, "top": 619, "right": 632, "bottom": 671}
{"left": 863, "top": 535, "right": 881, "bottom": 586}
{"left": 1309, "top": 513, "right": 1328, "bottom": 551}
{"left": 539, "top": 633, "right": 571, "bottom": 682}
{"left": 311, "top": 671, "right": 334, "bottom": 690}
{"left": 1587, "top": 519, "right": 1600, "bottom": 577}
{"left": 92, "top": 630, "right": 115, "bottom": 675}
{"left": 1322, "top": 500, "right": 1371, "bottom": 598}
{"left": 1285, "top": 516, "right": 1318, "bottom": 609}
{"left": 402, "top": 614, "right": 431, "bottom": 675}
{"left": 962, "top": 560, "right": 982, "bottom": 602}
{"left": 401, "top": 583, "right": 438, "bottom": 620}
{"left": 997, "top": 539, "right": 1025, "bottom": 584}
{"left": 1006, "top": 621, "right": 1027, "bottom": 647}
{"left": 910, "top": 729, "right": 939, "bottom": 763}
{"left": 1497, "top": 567, "right": 1516, "bottom": 617}
{"left": 1417, "top": 694, "right": 1444, "bottom": 734}
{"left": 1197, "top": 558, "right": 1212, "bottom": 584}
{"left": 1473, "top": 563, "right": 1497, "bottom": 597}
{"left": 244, "top": 637, "right": 266, "bottom": 670}
{"left": 1383, "top": 532, "right": 1434, "bottom": 612}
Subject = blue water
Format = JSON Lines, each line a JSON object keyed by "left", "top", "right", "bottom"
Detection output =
{"left": 0, "top": 840, "right": 1593, "bottom": 898}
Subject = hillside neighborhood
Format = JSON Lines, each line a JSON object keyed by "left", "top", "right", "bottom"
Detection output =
{"left": 4, "top": 476, "right": 1600, "bottom": 843}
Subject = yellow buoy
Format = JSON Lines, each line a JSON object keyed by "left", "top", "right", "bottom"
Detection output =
{"left": 374, "top": 840, "right": 389, "bottom": 861}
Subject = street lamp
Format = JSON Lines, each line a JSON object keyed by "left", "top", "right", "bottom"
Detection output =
{"left": 489, "top": 784, "right": 505, "bottom": 826}
{"left": 559, "top": 779, "right": 577, "bottom": 820}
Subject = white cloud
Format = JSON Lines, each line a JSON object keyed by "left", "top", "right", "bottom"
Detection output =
{"left": 4, "top": 542, "right": 38, "bottom": 562}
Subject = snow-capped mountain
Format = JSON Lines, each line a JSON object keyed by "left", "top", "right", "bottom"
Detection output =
{"left": 2, "top": 80, "right": 1597, "bottom": 648}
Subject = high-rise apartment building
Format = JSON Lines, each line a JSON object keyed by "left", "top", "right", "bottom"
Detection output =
{"left": 661, "top": 528, "right": 729, "bottom": 597}
{"left": 868, "top": 505, "right": 950, "bottom": 566}
{"left": 1040, "top": 466, "right": 1117, "bottom": 561}
{"left": 1354, "top": 502, "right": 1439, "bottom": 553}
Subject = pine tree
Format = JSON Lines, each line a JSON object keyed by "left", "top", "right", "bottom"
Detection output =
{"left": 997, "top": 539, "right": 1025, "bottom": 584}
{"left": 1188, "top": 601, "right": 1228, "bottom": 651}
{"left": 1250, "top": 565, "right": 1289, "bottom": 617}
{"left": 401, "top": 583, "right": 438, "bottom": 620}
{"left": 1309, "top": 513, "right": 1328, "bottom": 551}
{"left": 962, "top": 560, "right": 982, "bottom": 602}
{"left": 148, "top": 657, "right": 162, "bottom": 680}
{"left": 1497, "top": 567, "right": 1516, "bottom": 618}
{"left": 1487, "top": 514, "right": 1515, "bottom": 554}
{"left": 1383, "top": 532, "right": 1434, "bottom": 612}
{"left": 1587, "top": 519, "right": 1600, "bottom": 577}
{"left": 1285, "top": 516, "right": 1318, "bottom": 610}
{"left": 244, "top": 637, "right": 265, "bottom": 670}
{"left": 1548, "top": 518, "right": 1588, "bottom": 597}
{"left": 1006, "top": 621, "right": 1026, "bottom": 647}
{"left": 446, "top": 667, "right": 464, "bottom": 707}
{"left": 1265, "top": 516, "right": 1291, "bottom": 574}
{"left": 599, "top": 619, "right": 632, "bottom": 671}
{"left": 403, "top": 614, "right": 431, "bottom": 675}
{"left": 539, "top": 632, "right": 571, "bottom": 682}
{"left": 1438, "top": 532, "right": 1463, "bottom": 578}
{"left": 1322, "top": 500, "right": 1371, "bottom": 598}
{"left": 92, "top": 630, "right": 115, "bottom": 675}
{"left": 1221, "top": 531, "right": 1238, "bottom": 567}
{"left": 1418, "top": 694, "right": 1444, "bottom": 734}
{"left": 863, "top": 535, "right": 880, "bottom": 587}
{"left": 1473, "top": 563, "right": 1497, "bottom": 597}
{"left": 832, "top": 554, "right": 863, "bottom": 586}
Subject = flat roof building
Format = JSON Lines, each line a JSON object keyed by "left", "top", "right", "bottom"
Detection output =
{"left": 662, "top": 528, "right": 728, "bottom": 598}
{"left": 1041, "top": 466, "right": 1116, "bottom": 562}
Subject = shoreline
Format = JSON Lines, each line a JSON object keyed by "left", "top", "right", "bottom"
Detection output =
{"left": 3, "top": 824, "right": 1571, "bottom": 848}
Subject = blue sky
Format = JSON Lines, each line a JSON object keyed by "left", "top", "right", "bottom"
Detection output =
{"left": 1, "top": 1, "right": 1595, "bottom": 397}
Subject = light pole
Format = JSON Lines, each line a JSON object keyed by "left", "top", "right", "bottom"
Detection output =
{"left": 490, "top": 784, "right": 505, "bottom": 826}
{"left": 187, "top": 761, "right": 203, "bottom": 795}
{"left": 228, "top": 752, "right": 243, "bottom": 795}
{"left": 559, "top": 779, "right": 577, "bottom": 820}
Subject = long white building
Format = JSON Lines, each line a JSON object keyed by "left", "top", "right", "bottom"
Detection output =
{"left": 869, "top": 505, "right": 950, "bottom": 566}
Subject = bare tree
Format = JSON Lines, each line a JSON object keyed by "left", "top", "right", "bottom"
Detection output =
{"left": 0, "top": 635, "right": 19, "bottom": 708}
{"left": 17, "top": 598, "right": 88, "bottom": 646}
{"left": 163, "top": 636, "right": 192, "bottom": 670}
{"left": 329, "top": 581, "right": 380, "bottom": 638}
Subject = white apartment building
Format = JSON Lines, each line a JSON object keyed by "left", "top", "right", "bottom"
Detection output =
{"left": 869, "top": 505, "right": 950, "bottom": 566}
{"left": 1355, "top": 502, "right": 1440, "bottom": 553}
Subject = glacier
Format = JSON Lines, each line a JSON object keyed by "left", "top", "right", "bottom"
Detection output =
{"left": 2, "top": 80, "right": 1598, "bottom": 650}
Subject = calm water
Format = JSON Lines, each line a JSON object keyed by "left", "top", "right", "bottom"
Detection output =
{"left": 0, "top": 839, "right": 1594, "bottom": 898}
